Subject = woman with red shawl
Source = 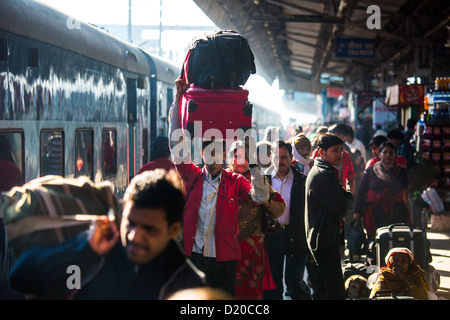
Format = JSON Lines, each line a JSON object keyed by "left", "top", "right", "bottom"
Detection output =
{"left": 227, "top": 140, "right": 286, "bottom": 300}
{"left": 353, "top": 142, "right": 410, "bottom": 239}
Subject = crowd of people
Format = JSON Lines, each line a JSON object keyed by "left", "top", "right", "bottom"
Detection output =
{"left": 0, "top": 77, "right": 431, "bottom": 300}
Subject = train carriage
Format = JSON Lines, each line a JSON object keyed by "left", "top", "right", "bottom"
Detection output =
{"left": 0, "top": 0, "right": 179, "bottom": 198}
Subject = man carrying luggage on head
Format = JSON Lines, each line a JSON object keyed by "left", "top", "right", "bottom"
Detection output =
{"left": 168, "top": 77, "right": 269, "bottom": 297}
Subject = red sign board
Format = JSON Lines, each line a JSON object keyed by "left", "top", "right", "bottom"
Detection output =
{"left": 385, "top": 85, "right": 424, "bottom": 106}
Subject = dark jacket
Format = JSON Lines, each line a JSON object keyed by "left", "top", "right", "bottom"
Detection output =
{"left": 9, "top": 233, "right": 205, "bottom": 300}
{"left": 305, "top": 158, "right": 354, "bottom": 252}
{"left": 396, "top": 140, "right": 415, "bottom": 169}
{"left": 268, "top": 165, "right": 309, "bottom": 257}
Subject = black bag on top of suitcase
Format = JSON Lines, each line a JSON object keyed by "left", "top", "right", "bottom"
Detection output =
{"left": 342, "top": 259, "right": 370, "bottom": 282}
{"left": 181, "top": 30, "right": 256, "bottom": 88}
{"left": 375, "top": 223, "right": 431, "bottom": 274}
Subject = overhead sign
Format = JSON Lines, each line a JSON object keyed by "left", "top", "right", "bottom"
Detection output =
{"left": 335, "top": 38, "right": 376, "bottom": 58}
{"left": 327, "top": 87, "right": 344, "bottom": 98}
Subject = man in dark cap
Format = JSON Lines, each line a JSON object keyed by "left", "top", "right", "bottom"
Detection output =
{"left": 138, "top": 135, "right": 175, "bottom": 174}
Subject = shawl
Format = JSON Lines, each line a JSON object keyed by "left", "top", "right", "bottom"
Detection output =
{"left": 360, "top": 163, "right": 408, "bottom": 237}
{"left": 370, "top": 248, "right": 429, "bottom": 300}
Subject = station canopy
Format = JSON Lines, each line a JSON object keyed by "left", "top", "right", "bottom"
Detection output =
{"left": 193, "top": 0, "right": 450, "bottom": 94}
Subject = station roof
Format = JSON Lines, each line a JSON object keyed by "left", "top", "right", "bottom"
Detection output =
{"left": 193, "top": 0, "right": 450, "bottom": 94}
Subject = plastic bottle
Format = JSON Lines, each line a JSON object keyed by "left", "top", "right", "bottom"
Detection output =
{"left": 435, "top": 77, "right": 440, "bottom": 91}
{"left": 421, "top": 187, "right": 445, "bottom": 214}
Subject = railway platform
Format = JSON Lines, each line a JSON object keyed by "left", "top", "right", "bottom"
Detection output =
{"left": 428, "top": 216, "right": 450, "bottom": 300}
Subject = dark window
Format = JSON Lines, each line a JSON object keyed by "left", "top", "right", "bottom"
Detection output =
{"left": 0, "top": 130, "right": 24, "bottom": 190}
{"left": 142, "top": 128, "right": 148, "bottom": 164}
{"left": 102, "top": 128, "right": 117, "bottom": 177}
{"left": 28, "top": 48, "right": 39, "bottom": 67}
{"left": 75, "top": 129, "right": 94, "bottom": 179}
{"left": 166, "top": 88, "right": 173, "bottom": 117}
{"left": 0, "top": 38, "right": 7, "bottom": 61}
{"left": 40, "top": 129, "right": 64, "bottom": 176}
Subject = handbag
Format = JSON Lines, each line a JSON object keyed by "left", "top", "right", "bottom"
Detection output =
{"left": 261, "top": 206, "right": 284, "bottom": 235}
{"left": 347, "top": 220, "right": 368, "bottom": 257}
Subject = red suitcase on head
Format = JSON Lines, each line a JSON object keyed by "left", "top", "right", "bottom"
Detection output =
{"left": 180, "top": 84, "right": 253, "bottom": 139}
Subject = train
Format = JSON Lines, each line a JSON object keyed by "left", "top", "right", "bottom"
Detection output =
{"left": 0, "top": 0, "right": 281, "bottom": 198}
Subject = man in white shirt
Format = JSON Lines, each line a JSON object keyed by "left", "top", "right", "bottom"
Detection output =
{"left": 263, "top": 140, "right": 310, "bottom": 300}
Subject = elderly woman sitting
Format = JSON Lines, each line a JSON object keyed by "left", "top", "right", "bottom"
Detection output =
{"left": 370, "top": 247, "right": 429, "bottom": 300}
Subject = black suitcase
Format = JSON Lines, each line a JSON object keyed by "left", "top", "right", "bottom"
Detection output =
{"left": 375, "top": 223, "right": 431, "bottom": 273}
{"left": 181, "top": 30, "right": 256, "bottom": 88}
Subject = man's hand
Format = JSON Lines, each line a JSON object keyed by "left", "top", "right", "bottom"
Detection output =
{"left": 175, "top": 76, "right": 189, "bottom": 102}
{"left": 88, "top": 218, "right": 119, "bottom": 256}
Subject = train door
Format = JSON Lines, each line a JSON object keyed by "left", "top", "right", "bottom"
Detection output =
{"left": 127, "top": 78, "right": 137, "bottom": 182}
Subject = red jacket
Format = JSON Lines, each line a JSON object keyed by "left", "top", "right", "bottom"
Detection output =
{"left": 176, "top": 162, "right": 254, "bottom": 261}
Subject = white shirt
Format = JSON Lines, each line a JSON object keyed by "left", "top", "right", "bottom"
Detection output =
{"left": 271, "top": 167, "right": 293, "bottom": 226}
{"left": 192, "top": 168, "right": 221, "bottom": 258}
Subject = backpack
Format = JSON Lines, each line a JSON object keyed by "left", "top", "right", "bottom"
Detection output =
{"left": 347, "top": 219, "right": 368, "bottom": 257}
{"left": 181, "top": 30, "right": 256, "bottom": 88}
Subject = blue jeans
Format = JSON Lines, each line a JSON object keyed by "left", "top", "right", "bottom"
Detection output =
{"left": 263, "top": 226, "right": 308, "bottom": 300}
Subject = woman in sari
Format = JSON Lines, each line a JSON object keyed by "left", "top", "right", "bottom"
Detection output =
{"left": 370, "top": 247, "right": 429, "bottom": 300}
{"left": 227, "top": 140, "right": 286, "bottom": 300}
{"left": 353, "top": 142, "right": 410, "bottom": 239}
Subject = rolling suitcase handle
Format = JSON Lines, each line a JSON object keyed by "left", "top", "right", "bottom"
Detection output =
{"left": 388, "top": 223, "right": 415, "bottom": 255}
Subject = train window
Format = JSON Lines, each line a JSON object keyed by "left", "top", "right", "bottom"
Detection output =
{"left": 40, "top": 129, "right": 64, "bottom": 177}
{"left": 142, "top": 128, "right": 148, "bottom": 164}
{"left": 166, "top": 88, "right": 173, "bottom": 117}
{"left": 28, "top": 48, "right": 39, "bottom": 67}
{"left": 0, "top": 38, "right": 7, "bottom": 61}
{"left": 0, "top": 131, "right": 25, "bottom": 190}
{"left": 102, "top": 129, "right": 117, "bottom": 177}
{"left": 75, "top": 129, "right": 94, "bottom": 179}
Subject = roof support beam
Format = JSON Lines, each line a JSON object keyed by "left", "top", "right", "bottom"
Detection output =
{"left": 249, "top": 14, "right": 345, "bottom": 24}
{"left": 314, "top": 0, "right": 357, "bottom": 81}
